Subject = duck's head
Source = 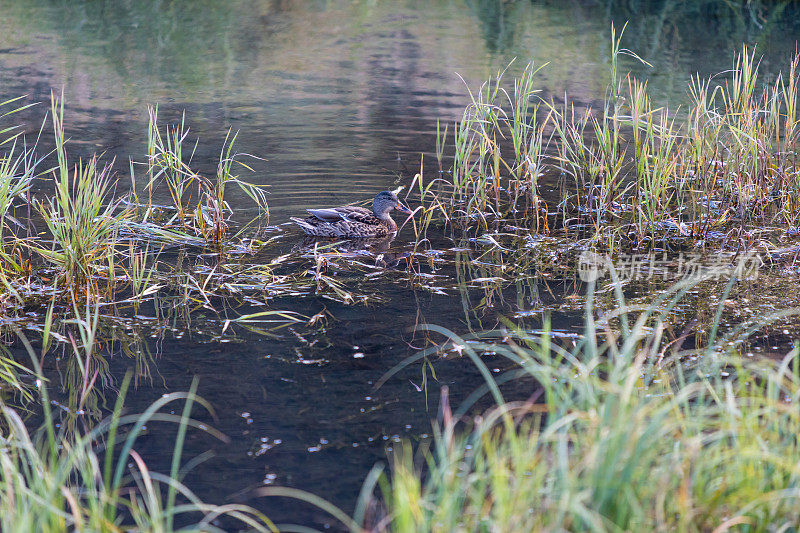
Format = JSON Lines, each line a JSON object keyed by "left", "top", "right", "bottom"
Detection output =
{"left": 373, "top": 190, "right": 412, "bottom": 218}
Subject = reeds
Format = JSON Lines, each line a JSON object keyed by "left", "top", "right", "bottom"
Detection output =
{"left": 35, "top": 93, "right": 130, "bottom": 291}
{"left": 0, "top": 90, "right": 316, "bottom": 408}
{"left": 143, "top": 106, "right": 268, "bottom": 249}
{"left": 0, "top": 326, "right": 278, "bottom": 532}
{"left": 145, "top": 106, "right": 196, "bottom": 227}
{"left": 371, "top": 277, "right": 800, "bottom": 531}
{"left": 420, "top": 33, "right": 800, "bottom": 255}
{"left": 418, "top": 61, "right": 550, "bottom": 234}
{"left": 0, "top": 97, "right": 40, "bottom": 286}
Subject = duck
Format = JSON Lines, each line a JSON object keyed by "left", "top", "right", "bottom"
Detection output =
{"left": 290, "top": 190, "right": 413, "bottom": 238}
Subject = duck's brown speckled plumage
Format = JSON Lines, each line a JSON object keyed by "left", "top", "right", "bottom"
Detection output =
{"left": 290, "top": 191, "right": 412, "bottom": 238}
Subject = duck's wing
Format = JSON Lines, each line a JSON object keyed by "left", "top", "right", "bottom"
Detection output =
{"left": 338, "top": 207, "right": 381, "bottom": 225}
{"left": 306, "top": 205, "right": 373, "bottom": 222}
{"left": 306, "top": 208, "right": 345, "bottom": 222}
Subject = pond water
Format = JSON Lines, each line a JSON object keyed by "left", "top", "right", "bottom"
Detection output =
{"left": 2, "top": 0, "right": 800, "bottom": 529}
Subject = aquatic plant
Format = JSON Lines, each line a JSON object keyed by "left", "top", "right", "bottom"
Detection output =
{"left": 0, "top": 323, "right": 278, "bottom": 532}
{"left": 0, "top": 90, "right": 301, "bottom": 333}
{"left": 418, "top": 31, "right": 800, "bottom": 255}
{"left": 367, "top": 277, "right": 800, "bottom": 531}
{"left": 35, "top": 93, "right": 131, "bottom": 292}
{"left": 143, "top": 106, "right": 268, "bottom": 249}
{"left": 0, "top": 97, "right": 41, "bottom": 288}
{"left": 444, "top": 60, "right": 550, "bottom": 231}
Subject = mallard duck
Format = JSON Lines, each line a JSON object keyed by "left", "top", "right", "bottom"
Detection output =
{"left": 290, "top": 191, "right": 412, "bottom": 238}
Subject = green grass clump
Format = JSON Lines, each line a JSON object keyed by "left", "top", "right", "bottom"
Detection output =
{"left": 373, "top": 280, "right": 800, "bottom": 531}
{"left": 35, "top": 94, "right": 131, "bottom": 292}
{"left": 0, "top": 96, "right": 39, "bottom": 288}
{"left": 143, "top": 105, "right": 268, "bottom": 249}
{"left": 420, "top": 60, "right": 550, "bottom": 234}
{"left": 0, "top": 385, "right": 276, "bottom": 532}
{"left": 0, "top": 90, "right": 293, "bottom": 352}
{"left": 0, "top": 325, "right": 278, "bottom": 533}
{"left": 417, "top": 29, "right": 800, "bottom": 254}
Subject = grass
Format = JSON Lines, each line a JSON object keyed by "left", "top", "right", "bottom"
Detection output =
{"left": 142, "top": 105, "right": 268, "bottom": 249}
{"left": 0, "top": 92, "right": 293, "bottom": 321}
{"left": 206, "top": 272, "right": 800, "bottom": 532}
{"left": 362, "top": 276, "right": 800, "bottom": 532}
{"left": 413, "top": 29, "right": 800, "bottom": 256}
{"left": 421, "top": 60, "right": 551, "bottom": 232}
{"left": 34, "top": 93, "right": 131, "bottom": 292}
{"left": 0, "top": 97, "right": 40, "bottom": 287}
{"left": 0, "top": 308, "right": 280, "bottom": 532}
{"left": 5, "top": 269, "right": 800, "bottom": 532}
{"left": 0, "top": 90, "right": 323, "bottom": 418}
{"left": 0, "top": 117, "right": 355, "bottom": 499}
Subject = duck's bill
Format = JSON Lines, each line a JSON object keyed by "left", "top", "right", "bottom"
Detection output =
{"left": 396, "top": 202, "right": 413, "bottom": 214}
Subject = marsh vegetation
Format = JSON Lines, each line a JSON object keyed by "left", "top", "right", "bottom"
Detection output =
{"left": 413, "top": 33, "right": 800, "bottom": 257}
{"left": 2, "top": 1, "right": 800, "bottom": 530}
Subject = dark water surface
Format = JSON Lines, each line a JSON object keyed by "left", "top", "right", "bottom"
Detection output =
{"left": 3, "top": 0, "right": 800, "bottom": 529}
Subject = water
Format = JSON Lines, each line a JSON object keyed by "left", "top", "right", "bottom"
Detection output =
{"left": 3, "top": 0, "right": 800, "bottom": 528}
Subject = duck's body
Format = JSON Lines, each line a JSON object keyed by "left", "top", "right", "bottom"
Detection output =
{"left": 292, "top": 206, "right": 394, "bottom": 237}
{"left": 291, "top": 191, "right": 412, "bottom": 238}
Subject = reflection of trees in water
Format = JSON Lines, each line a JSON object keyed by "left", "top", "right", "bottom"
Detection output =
{"left": 9, "top": 0, "right": 279, "bottom": 87}
{"left": 463, "top": 0, "right": 800, "bottom": 105}
{"left": 465, "top": 0, "right": 528, "bottom": 53}
{"left": 596, "top": 0, "right": 800, "bottom": 102}
{"left": 600, "top": 0, "right": 799, "bottom": 58}
{"left": 13, "top": 0, "right": 800, "bottom": 77}
{"left": 467, "top": 0, "right": 800, "bottom": 62}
